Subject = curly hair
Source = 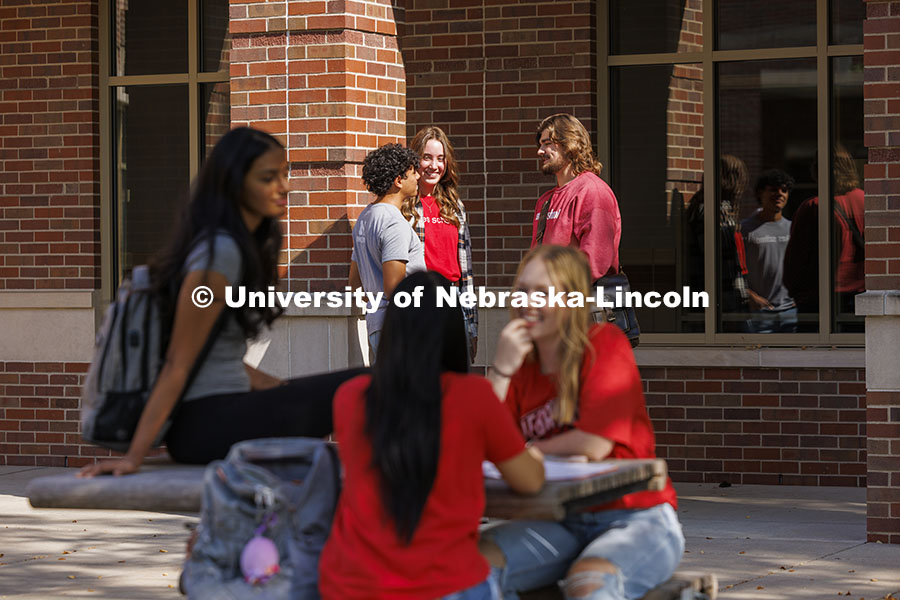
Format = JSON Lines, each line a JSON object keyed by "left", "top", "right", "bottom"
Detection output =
{"left": 535, "top": 114, "right": 603, "bottom": 177}
{"left": 403, "top": 126, "right": 461, "bottom": 229}
{"left": 362, "top": 143, "right": 419, "bottom": 197}
{"left": 754, "top": 169, "right": 794, "bottom": 198}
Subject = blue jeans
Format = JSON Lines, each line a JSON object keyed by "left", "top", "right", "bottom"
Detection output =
{"left": 481, "top": 503, "right": 684, "bottom": 600}
{"left": 367, "top": 329, "right": 381, "bottom": 363}
{"left": 747, "top": 306, "right": 798, "bottom": 333}
{"left": 438, "top": 571, "right": 501, "bottom": 600}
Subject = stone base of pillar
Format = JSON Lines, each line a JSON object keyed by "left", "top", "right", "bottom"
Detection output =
{"left": 857, "top": 290, "right": 900, "bottom": 543}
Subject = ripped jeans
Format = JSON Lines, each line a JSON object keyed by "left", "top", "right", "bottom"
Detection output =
{"left": 480, "top": 503, "right": 684, "bottom": 600}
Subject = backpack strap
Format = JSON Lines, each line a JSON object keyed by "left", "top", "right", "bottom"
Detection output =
{"left": 534, "top": 193, "right": 553, "bottom": 245}
{"left": 833, "top": 198, "right": 864, "bottom": 260}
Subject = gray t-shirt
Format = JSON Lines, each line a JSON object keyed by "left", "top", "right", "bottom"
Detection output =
{"left": 182, "top": 232, "right": 251, "bottom": 401}
{"left": 740, "top": 213, "right": 794, "bottom": 311}
{"left": 351, "top": 202, "right": 426, "bottom": 333}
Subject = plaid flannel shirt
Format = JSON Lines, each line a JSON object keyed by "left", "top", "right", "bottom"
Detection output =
{"left": 412, "top": 200, "right": 479, "bottom": 341}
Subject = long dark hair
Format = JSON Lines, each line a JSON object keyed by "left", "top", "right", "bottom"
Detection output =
{"left": 365, "top": 271, "right": 468, "bottom": 543}
{"left": 149, "top": 127, "right": 284, "bottom": 338}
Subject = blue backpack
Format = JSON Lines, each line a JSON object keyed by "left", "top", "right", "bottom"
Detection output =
{"left": 80, "top": 265, "right": 224, "bottom": 451}
{"left": 181, "top": 437, "right": 342, "bottom": 600}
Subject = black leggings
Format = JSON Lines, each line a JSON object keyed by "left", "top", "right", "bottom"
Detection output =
{"left": 165, "top": 367, "right": 369, "bottom": 464}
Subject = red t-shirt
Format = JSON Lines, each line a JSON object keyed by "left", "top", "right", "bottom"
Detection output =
{"left": 421, "top": 195, "right": 461, "bottom": 282}
{"left": 505, "top": 323, "right": 677, "bottom": 512}
{"left": 319, "top": 373, "right": 525, "bottom": 599}
{"left": 530, "top": 172, "right": 621, "bottom": 281}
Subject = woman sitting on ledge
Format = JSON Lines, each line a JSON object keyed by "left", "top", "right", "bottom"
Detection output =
{"left": 80, "top": 127, "right": 364, "bottom": 477}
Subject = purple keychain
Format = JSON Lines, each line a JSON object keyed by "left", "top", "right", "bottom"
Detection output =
{"left": 240, "top": 512, "right": 280, "bottom": 585}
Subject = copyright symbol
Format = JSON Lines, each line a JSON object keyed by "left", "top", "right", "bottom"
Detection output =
{"left": 192, "top": 286, "right": 214, "bottom": 308}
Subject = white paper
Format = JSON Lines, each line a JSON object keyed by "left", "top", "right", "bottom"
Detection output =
{"left": 483, "top": 460, "right": 619, "bottom": 482}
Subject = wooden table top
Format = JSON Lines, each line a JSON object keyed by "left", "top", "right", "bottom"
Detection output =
{"left": 484, "top": 458, "right": 667, "bottom": 521}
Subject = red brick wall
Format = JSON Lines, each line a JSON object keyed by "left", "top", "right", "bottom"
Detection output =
{"left": 229, "top": 0, "right": 406, "bottom": 291}
{"left": 0, "top": 361, "right": 113, "bottom": 467}
{"left": 863, "top": 0, "right": 900, "bottom": 544}
{"left": 0, "top": 0, "right": 100, "bottom": 291}
{"left": 864, "top": 1, "right": 900, "bottom": 291}
{"left": 643, "top": 366, "right": 867, "bottom": 487}
{"left": 402, "top": 0, "right": 596, "bottom": 287}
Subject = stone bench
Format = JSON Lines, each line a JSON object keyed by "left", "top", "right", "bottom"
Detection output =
{"left": 26, "top": 457, "right": 204, "bottom": 513}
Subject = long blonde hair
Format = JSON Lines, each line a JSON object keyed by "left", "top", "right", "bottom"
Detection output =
{"left": 403, "top": 126, "right": 461, "bottom": 228}
{"left": 535, "top": 114, "right": 603, "bottom": 177}
{"left": 515, "top": 245, "right": 595, "bottom": 425}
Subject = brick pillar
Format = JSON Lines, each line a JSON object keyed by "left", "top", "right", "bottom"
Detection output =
{"left": 860, "top": 0, "right": 900, "bottom": 543}
{"left": 229, "top": 0, "right": 406, "bottom": 291}
{"left": 0, "top": 1, "right": 101, "bottom": 467}
{"left": 0, "top": 1, "right": 100, "bottom": 290}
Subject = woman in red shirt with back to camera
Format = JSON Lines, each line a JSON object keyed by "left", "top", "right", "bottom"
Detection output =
{"left": 318, "top": 271, "right": 544, "bottom": 600}
{"left": 405, "top": 126, "right": 479, "bottom": 360}
{"left": 481, "top": 245, "right": 684, "bottom": 600}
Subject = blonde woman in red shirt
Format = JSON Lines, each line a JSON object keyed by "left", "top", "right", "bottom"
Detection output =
{"left": 482, "top": 245, "right": 684, "bottom": 600}
{"left": 404, "top": 126, "right": 479, "bottom": 360}
{"left": 319, "top": 272, "right": 544, "bottom": 600}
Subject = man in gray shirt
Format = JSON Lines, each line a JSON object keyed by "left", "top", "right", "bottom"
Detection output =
{"left": 349, "top": 144, "right": 427, "bottom": 356}
{"left": 741, "top": 170, "right": 797, "bottom": 333}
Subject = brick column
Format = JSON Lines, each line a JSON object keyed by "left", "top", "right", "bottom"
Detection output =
{"left": 0, "top": 1, "right": 100, "bottom": 467}
{"left": 860, "top": 0, "right": 900, "bottom": 543}
{"left": 229, "top": 0, "right": 406, "bottom": 291}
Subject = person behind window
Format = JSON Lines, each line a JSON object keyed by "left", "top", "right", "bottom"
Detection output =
{"left": 685, "top": 154, "right": 750, "bottom": 332}
{"left": 741, "top": 169, "right": 797, "bottom": 333}
{"left": 348, "top": 144, "right": 427, "bottom": 357}
{"left": 404, "top": 126, "right": 479, "bottom": 360}
{"left": 783, "top": 145, "right": 865, "bottom": 332}
{"left": 79, "top": 127, "right": 366, "bottom": 476}
{"left": 319, "top": 271, "right": 544, "bottom": 600}
{"left": 482, "top": 245, "right": 683, "bottom": 600}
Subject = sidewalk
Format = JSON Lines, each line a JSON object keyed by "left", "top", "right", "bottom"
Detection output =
{"left": 1, "top": 466, "right": 898, "bottom": 599}
{"left": 676, "top": 482, "right": 900, "bottom": 599}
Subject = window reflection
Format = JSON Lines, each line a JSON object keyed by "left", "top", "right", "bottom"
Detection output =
{"left": 202, "top": 82, "right": 231, "bottom": 159}
{"left": 831, "top": 0, "right": 865, "bottom": 46}
{"left": 201, "top": 0, "right": 230, "bottom": 72}
{"left": 610, "top": 0, "right": 703, "bottom": 55}
{"left": 114, "top": 0, "right": 187, "bottom": 76}
{"left": 741, "top": 169, "right": 798, "bottom": 333}
{"left": 613, "top": 64, "right": 704, "bottom": 333}
{"left": 114, "top": 85, "right": 190, "bottom": 273}
{"left": 717, "top": 0, "right": 816, "bottom": 51}
{"left": 717, "top": 59, "right": 818, "bottom": 332}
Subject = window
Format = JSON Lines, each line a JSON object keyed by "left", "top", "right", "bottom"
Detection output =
{"left": 604, "top": 0, "right": 865, "bottom": 343}
{"left": 101, "top": 0, "right": 230, "bottom": 290}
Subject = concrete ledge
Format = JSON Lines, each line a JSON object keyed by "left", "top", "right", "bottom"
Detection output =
{"left": 27, "top": 463, "right": 204, "bottom": 513}
{"left": 634, "top": 346, "right": 865, "bottom": 369}
{"left": 855, "top": 290, "right": 900, "bottom": 316}
{"left": 0, "top": 290, "right": 95, "bottom": 309}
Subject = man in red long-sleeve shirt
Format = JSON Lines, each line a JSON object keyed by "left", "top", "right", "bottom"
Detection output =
{"left": 530, "top": 114, "right": 622, "bottom": 282}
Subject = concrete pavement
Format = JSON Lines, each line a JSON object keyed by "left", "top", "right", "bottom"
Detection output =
{"left": 1, "top": 466, "right": 898, "bottom": 599}
{"left": 676, "top": 483, "right": 900, "bottom": 599}
{"left": 0, "top": 466, "right": 194, "bottom": 599}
